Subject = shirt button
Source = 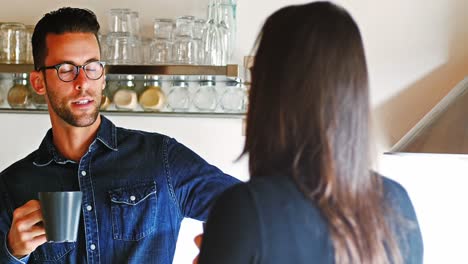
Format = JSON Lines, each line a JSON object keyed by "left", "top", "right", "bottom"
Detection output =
{"left": 86, "top": 205, "right": 93, "bottom": 211}
{"left": 130, "top": 195, "right": 136, "bottom": 201}
{"left": 81, "top": 171, "right": 87, "bottom": 176}
{"left": 90, "top": 244, "right": 96, "bottom": 250}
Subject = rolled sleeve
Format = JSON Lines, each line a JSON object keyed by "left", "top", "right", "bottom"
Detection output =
{"left": 0, "top": 174, "right": 29, "bottom": 264}
{"left": 164, "top": 137, "right": 241, "bottom": 220}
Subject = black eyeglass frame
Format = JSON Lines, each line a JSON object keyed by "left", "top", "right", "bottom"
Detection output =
{"left": 38, "top": 61, "right": 106, "bottom": 82}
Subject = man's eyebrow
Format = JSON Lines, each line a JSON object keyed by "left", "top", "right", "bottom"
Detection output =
{"left": 59, "top": 58, "right": 100, "bottom": 65}
{"left": 85, "top": 58, "right": 100, "bottom": 64}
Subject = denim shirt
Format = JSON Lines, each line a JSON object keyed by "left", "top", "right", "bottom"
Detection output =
{"left": 0, "top": 115, "right": 240, "bottom": 264}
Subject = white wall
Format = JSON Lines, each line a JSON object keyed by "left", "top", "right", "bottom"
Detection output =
{"left": 1, "top": 0, "right": 468, "bottom": 263}
{"left": 379, "top": 154, "right": 468, "bottom": 264}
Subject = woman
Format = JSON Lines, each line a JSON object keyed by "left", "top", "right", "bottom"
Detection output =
{"left": 198, "top": 1, "right": 423, "bottom": 264}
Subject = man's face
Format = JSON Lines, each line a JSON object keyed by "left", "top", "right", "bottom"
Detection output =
{"left": 42, "top": 32, "right": 104, "bottom": 127}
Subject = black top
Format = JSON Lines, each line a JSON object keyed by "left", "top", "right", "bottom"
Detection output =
{"left": 199, "top": 175, "right": 423, "bottom": 264}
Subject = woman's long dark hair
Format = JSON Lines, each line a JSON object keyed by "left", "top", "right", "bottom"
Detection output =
{"left": 243, "top": 2, "right": 401, "bottom": 263}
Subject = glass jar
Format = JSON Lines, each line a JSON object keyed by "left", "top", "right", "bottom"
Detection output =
{"left": 112, "top": 75, "right": 138, "bottom": 111}
{"left": 100, "top": 94, "right": 111, "bottom": 110}
{"left": 139, "top": 78, "right": 166, "bottom": 111}
{"left": 30, "top": 92, "right": 47, "bottom": 110}
{"left": 220, "top": 81, "right": 246, "bottom": 112}
{"left": 193, "top": 79, "right": 217, "bottom": 111}
{"left": 7, "top": 73, "right": 31, "bottom": 108}
{"left": 0, "top": 74, "right": 14, "bottom": 107}
{"left": 99, "top": 77, "right": 112, "bottom": 111}
{"left": 26, "top": 71, "right": 48, "bottom": 110}
{"left": 167, "top": 78, "right": 190, "bottom": 111}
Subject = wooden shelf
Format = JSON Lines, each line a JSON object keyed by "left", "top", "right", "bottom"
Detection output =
{"left": 0, "top": 108, "right": 245, "bottom": 118}
{"left": 0, "top": 63, "right": 239, "bottom": 77}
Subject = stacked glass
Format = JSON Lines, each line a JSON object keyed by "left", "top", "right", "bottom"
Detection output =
{"left": 172, "top": 16, "right": 198, "bottom": 64}
{"left": 193, "top": 19, "right": 206, "bottom": 64}
{"left": 105, "top": 8, "right": 141, "bottom": 64}
{"left": 201, "top": 0, "right": 236, "bottom": 65}
{"left": 217, "top": 0, "right": 236, "bottom": 61}
{"left": 149, "top": 19, "right": 174, "bottom": 64}
{"left": 0, "top": 23, "right": 27, "bottom": 64}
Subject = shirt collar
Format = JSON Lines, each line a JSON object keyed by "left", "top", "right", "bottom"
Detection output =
{"left": 33, "top": 115, "right": 118, "bottom": 167}
{"left": 96, "top": 115, "right": 118, "bottom": 152}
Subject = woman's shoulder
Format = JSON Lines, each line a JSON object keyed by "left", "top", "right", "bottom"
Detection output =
{"left": 379, "top": 175, "right": 424, "bottom": 262}
{"left": 381, "top": 176, "right": 408, "bottom": 196}
{"left": 243, "top": 176, "right": 303, "bottom": 205}
{"left": 215, "top": 176, "right": 290, "bottom": 209}
{"left": 215, "top": 175, "right": 315, "bottom": 225}
{"left": 380, "top": 176, "right": 414, "bottom": 213}
{"left": 378, "top": 175, "right": 420, "bottom": 220}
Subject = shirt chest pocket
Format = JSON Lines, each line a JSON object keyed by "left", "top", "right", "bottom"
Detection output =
{"left": 109, "top": 181, "right": 158, "bottom": 241}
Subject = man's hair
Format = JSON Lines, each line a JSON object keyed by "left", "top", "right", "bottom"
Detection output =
{"left": 32, "top": 7, "right": 101, "bottom": 70}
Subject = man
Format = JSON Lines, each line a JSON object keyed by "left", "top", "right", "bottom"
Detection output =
{"left": 0, "top": 7, "right": 239, "bottom": 263}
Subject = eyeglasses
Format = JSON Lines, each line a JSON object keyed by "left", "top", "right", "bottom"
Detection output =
{"left": 39, "top": 61, "right": 106, "bottom": 82}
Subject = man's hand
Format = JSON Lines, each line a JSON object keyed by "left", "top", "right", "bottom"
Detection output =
{"left": 193, "top": 233, "right": 203, "bottom": 264}
{"left": 7, "top": 200, "right": 47, "bottom": 259}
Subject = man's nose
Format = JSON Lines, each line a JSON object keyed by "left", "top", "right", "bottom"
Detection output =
{"left": 73, "top": 67, "right": 89, "bottom": 90}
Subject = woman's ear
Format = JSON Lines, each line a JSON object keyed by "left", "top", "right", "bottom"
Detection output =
{"left": 30, "top": 71, "right": 46, "bottom": 95}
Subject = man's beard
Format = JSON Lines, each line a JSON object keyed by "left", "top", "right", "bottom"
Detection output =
{"left": 45, "top": 85, "right": 101, "bottom": 127}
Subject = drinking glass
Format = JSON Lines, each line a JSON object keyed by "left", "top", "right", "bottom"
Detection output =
{"left": 217, "top": 0, "right": 236, "bottom": 60}
{"left": 108, "top": 8, "right": 131, "bottom": 33}
{"left": 25, "top": 25, "right": 34, "bottom": 64}
{"left": 141, "top": 37, "right": 152, "bottom": 65}
{"left": 172, "top": 16, "right": 197, "bottom": 64}
{"left": 0, "top": 23, "right": 27, "bottom": 63}
{"left": 129, "top": 11, "right": 141, "bottom": 38}
{"left": 202, "top": 0, "right": 223, "bottom": 65}
{"left": 193, "top": 19, "right": 205, "bottom": 65}
{"left": 150, "top": 19, "right": 173, "bottom": 64}
{"left": 216, "top": 15, "right": 229, "bottom": 66}
{"left": 106, "top": 32, "right": 138, "bottom": 64}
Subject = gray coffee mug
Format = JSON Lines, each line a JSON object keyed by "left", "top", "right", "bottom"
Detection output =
{"left": 38, "top": 191, "right": 82, "bottom": 242}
